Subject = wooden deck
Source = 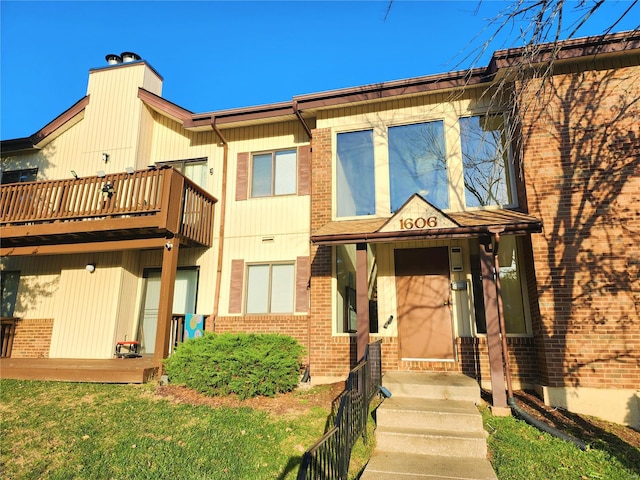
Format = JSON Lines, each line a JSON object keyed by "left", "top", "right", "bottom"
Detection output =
{"left": 0, "top": 357, "right": 159, "bottom": 383}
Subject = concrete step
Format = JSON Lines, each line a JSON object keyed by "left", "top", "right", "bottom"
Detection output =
{"left": 375, "top": 425, "right": 488, "bottom": 458}
{"left": 383, "top": 371, "right": 481, "bottom": 402}
{"left": 377, "top": 397, "right": 485, "bottom": 433}
{"left": 360, "top": 451, "right": 498, "bottom": 480}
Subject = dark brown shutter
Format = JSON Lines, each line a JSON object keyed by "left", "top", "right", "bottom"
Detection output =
{"left": 297, "top": 145, "right": 310, "bottom": 196}
{"left": 229, "top": 259, "right": 244, "bottom": 314}
{"left": 236, "top": 152, "right": 249, "bottom": 201}
{"left": 295, "top": 256, "right": 310, "bottom": 313}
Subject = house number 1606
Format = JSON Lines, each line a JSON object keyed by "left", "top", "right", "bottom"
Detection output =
{"left": 399, "top": 216, "right": 438, "bottom": 230}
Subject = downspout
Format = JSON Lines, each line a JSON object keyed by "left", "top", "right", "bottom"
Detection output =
{"left": 295, "top": 98, "right": 313, "bottom": 381}
{"left": 210, "top": 117, "right": 228, "bottom": 333}
{"left": 491, "top": 228, "right": 588, "bottom": 450}
{"left": 293, "top": 100, "right": 313, "bottom": 140}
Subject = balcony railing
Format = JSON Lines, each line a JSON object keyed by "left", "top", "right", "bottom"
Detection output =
{"left": 0, "top": 167, "right": 217, "bottom": 250}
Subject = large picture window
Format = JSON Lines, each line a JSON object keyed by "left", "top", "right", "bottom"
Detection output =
{"left": 336, "top": 130, "right": 375, "bottom": 217}
{"left": 251, "top": 150, "right": 297, "bottom": 197}
{"left": 460, "top": 115, "right": 514, "bottom": 208}
{"left": 388, "top": 121, "right": 449, "bottom": 211}
{"left": 246, "top": 263, "right": 294, "bottom": 314}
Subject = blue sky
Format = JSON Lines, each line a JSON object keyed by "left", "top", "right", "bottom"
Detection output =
{"left": 1, "top": 1, "right": 638, "bottom": 140}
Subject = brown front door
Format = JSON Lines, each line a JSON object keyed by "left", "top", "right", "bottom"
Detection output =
{"left": 395, "top": 247, "right": 454, "bottom": 360}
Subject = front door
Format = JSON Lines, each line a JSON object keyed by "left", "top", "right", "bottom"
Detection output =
{"left": 395, "top": 247, "right": 454, "bottom": 360}
{"left": 138, "top": 268, "right": 198, "bottom": 355}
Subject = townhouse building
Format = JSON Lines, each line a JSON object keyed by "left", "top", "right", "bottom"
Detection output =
{"left": 2, "top": 33, "right": 638, "bottom": 428}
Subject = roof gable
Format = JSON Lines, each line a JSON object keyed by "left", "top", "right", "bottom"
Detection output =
{"left": 378, "top": 194, "right": 458, "bottom": 233}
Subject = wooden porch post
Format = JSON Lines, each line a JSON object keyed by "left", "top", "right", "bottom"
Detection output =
{"left": 356, "top": 243, "right": 370, "bottom": 362}
{"left": 154, "top": 239, "right": 180, "bottom": 363}
{"left": 479, "top": 238, "right": 508, "bottom": 409}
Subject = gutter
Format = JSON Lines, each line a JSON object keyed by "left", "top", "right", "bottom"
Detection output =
{"left": 311, "top": 222, "right": 542, "bottom": 245}
{"left": 210, "top": 117, "right": 228, "bottom": 333}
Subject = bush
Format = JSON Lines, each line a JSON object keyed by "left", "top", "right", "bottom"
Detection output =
{"left": 163, "top": 332, "right": 306, "bottom": 399}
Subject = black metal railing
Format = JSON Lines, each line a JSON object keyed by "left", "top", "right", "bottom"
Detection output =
{"left": 297, "top": 340, "right": 382, "bottom": 480}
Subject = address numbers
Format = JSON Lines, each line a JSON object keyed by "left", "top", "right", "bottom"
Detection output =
{"left": 399, "top": 216, "right": 438, "bottom": 230}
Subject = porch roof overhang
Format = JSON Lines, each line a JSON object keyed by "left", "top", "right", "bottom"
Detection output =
{"left": 310, "top": 209, "right": 543, "bottom": 245}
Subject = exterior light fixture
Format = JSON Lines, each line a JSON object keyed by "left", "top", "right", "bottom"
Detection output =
{"left": 102, "top": 153, "right": 109, "bottom": 163}
{"left": 86, "top": 263, "right": 96, "bottom": 273}
{"left": 71, "top": 170, "right": 79, "bottom": 179}
{"left": 97, "top": 170, "right": 106, "bottom": 178}
{"left": 125, "top": 167, "right": 135, "bottom": 174}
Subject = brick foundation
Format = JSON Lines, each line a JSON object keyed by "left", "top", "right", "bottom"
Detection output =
{"left": 11, "top": 319, "right": 54, "bottom": 358}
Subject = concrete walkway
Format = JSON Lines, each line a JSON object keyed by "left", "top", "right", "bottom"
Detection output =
{"left": 360, "top": 371, "right": 498, "bottom": 480}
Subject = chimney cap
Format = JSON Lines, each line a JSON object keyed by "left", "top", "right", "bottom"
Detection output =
{"left": 121, "top": 51, "right": 141, "bottom": 63}
{"left": 105, "top": 53, "right": 122, "bottom": 65}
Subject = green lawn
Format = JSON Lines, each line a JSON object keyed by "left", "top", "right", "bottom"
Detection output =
{"left": 481, "top": 406, "right": 640, "bottom": 480}
{"left": 1, "top": 379, "right": 370, "bottom": 480}
{"left": 5, "top": 379, "right": 637, "bottom": 480}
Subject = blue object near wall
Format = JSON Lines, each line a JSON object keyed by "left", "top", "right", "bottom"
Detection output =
{"left": 184, "top": 314, "right": 204, "bottom": 339}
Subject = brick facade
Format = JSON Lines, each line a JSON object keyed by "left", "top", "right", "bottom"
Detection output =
{"left": 521, "top": 62, "right": 640, "bottom": 390}
{"left": 11, "top": 319, "right": 54, "bottom": 358}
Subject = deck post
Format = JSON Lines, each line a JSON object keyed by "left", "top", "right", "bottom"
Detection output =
{"left": 356, "top": 243, "right": 370, "bottom": 362}
{"left": 479, "top": 238, "right": 508, "bottom": 408}
{"left": 154, "top": 239, "right": 180, "bottom": 364}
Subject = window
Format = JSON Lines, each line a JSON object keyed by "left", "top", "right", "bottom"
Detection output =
{"left": 388, "top": 121, "right": 449, "bottom": 211}
{"left": 246, "top": 263, "right": 294, "bottom": 314}
{"left": 460, "top": 115, "right": 514, "bottom": 208}
{"left": 1, "top": 168, "right": 37, "bottom": 185}
{"left": 251, "top": 150, "right": 297, "bottom": 197}
{"left": 157, "top": 158, "right": 207, "bottom": 188}
{"left": 1, "top": 271, "right": 20, "bottom": 317}
{"left": 470, "top": 237, "right": 528, "bottom": 335}
{"left": 336, "top": 130, "right": 375, "bottom": 217}
{"left": 335, "top": 244, "right": 378, "bottom": 334}
{"left": 336, "top": 245, "right": 357, "bottom": 332}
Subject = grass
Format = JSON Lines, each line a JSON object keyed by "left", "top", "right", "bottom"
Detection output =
{"left": 481, "top": 405, "right": 640, "bottom": 480}
{"left": 0, "top": 379, "right": 373, "bottom": 480}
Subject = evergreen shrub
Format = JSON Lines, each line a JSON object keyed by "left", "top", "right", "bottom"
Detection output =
{"left": 163, "top": 333, "right": 306, "bottom": 399}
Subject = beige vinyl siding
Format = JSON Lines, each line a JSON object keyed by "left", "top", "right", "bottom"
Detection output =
{"left": 38, "top": 252, "right": 126, "bottom": 358}
{"left": 114, "top": 251, "right": 143, "bottom": 343}
{"left": 1, "top": 119, "right": 86, "bottom": 181}
{"left": 2, "top": 256, "right": 63, "bottom": 318}
{"left": 82, "top": 63, "right": 160, "bottom": 173}
{"left": 218, "top": 121, "right": 311, "bottom": 316}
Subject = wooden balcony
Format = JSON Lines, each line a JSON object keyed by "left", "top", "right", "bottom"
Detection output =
{"left": 0, "top": 166, "right": 217, "bottom": 256}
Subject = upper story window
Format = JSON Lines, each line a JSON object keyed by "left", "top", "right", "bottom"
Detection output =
{"left": 336, "top": 130, "right": 375, "bottom": 217}
{"left": 251, "top": 150, "right": 297, "bottom": 197}
{"left": 388, "top": 121, "right": 449, "bottom": 212}
{"left": 1, "top": 168, "right": 38, "bottom": 185}
{"left": 157, "top": 158, "right": 207, "bottom": 189}
{"left": 246, "top": 263, "right": 295, "bottom": 314}
{"left": 460, "top": 115, "right": 514, "bottom": 208}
